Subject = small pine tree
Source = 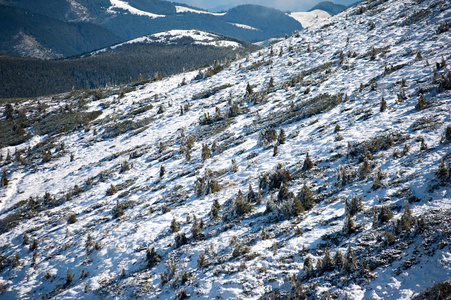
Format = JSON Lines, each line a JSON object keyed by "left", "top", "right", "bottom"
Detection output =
{"left": 114, "top": 200, "right": 124, "bottom": 218}
{"left": 171, "top": 218, "right": 180, "bottom": 233}
{"left": 160, "top": 165, "right": 166, "bottom": 177}
{"left": 157, "top": 104, "right": 164, "bottom": 114}
{"left": 420, "top": 139, "right": 428, "bottom": 151}
{"left": 302, "top": 152, "right": 314, "bottom": 171}
{"left": 380, "top": 96, "right": 387, "bottom": 112}
{"left": 120, "top": 160, "right": 130, "bottom": 173}
{"left": 175, "top": 232, "right": 188, "bottom": 248}
{"left": 445, "top": 125, "right": 451, "bottom": 141}
{"left": 400, "top": 200, "right": 412, "bottom": 232}
{"left": 1, "top": 169, "right": 7, "bottom": 187}
{"left": 268, "top": 77, "right": 275, "bottom": 89}
{"left": 343, "top": 213, "right": 356, "bottom": 235}
{"left": 346, "top": 196, "right": 363, "bottom": 216}
{"left": 11, "top": 253, "right": 20, "bottom": 268}
{"left": 322, "top": 248, "right": 334, "bottom": 272}
{"left": 277, "top": 183, "right": 291, "bottom": 201}
{"left": 402, "top": 143, "right": 410, "bottom": 155}
{"left": 415, "top": 94, "right": 427, "bottom": 110}
{"left": 68, "top": 213, "right": 77, "bottom": 224}
{"left": 359, "top": 158, "right": 372, "bottom": 180}
{"left": 197, "top": 252, "right": 207, "bottom": 269}
{"left": 23, "top": 233, "right": 30, "bottom": 245}
{"left": 333, "top": 250, "right": 345, "bottom": 270}
{"left": 146, "top": 246, "right": 161, "bottom": 267}
{"left": 107, "top": 184, "right": 117, "bottom": 195}
{"left": 261, "top": 227, "right": 270, "bottom": 240}
{"left": 401, "top": 78, "right": 407, "bottom": 87}
{"left": 299, "top": 184, "right": 314, "bottom": 210}
{"left": 66, "top": 268, "right": 73, "bottom": 286}
{"left": 273, "top": 144, "right": 278, "bottom": 156}
{"left": 246, "top": 82, "right": 253, "bottom": 96}
{"left": 344, "top": 245, "right": 357, "bottom": 273}
{"left": 201, "top": 144, "right": 211, "bottom": 161}
{"left": 30, "top": 238, "right": 38, "bottom": 252}
{"left": 292, "top": 197, "right": 305, "bottom": 216}
{"left": 191, "top": 215, "right": 202, "bottom": 240}
{"left": 375, "top": 206, "right": 393, "bottom": 226}
{"left": 437, "top": 159, "right": 449, "bottom": 179}
{"left": 278, "top": 127, "right": 286, "bottom": 144}
{"left": 371, "top": 172, "right": 383, "bottom": 190}
{"left": 185, "top": 147, "right": 191, "bottom": 162}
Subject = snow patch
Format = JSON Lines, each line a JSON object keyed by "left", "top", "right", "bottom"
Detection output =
{"left": 175, "top": 6, "right": 226, "bottom": 16}
{"left": 228, "top": 22, "right": 260, "bottom": 31}
{"left": 288, "top": 9, "right": 331, "bottom": 28}
{"left": 108, "top": 0, "right": 165, "bottom": 18}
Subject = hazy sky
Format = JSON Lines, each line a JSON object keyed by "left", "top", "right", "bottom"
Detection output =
{"left": 176, "top": 0, "right": 357, "bottom": 12}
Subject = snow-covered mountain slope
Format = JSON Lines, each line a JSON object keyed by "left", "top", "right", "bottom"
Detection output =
{"left": 108, "top": 0, "right": 165, "bottom": 18}
{"left": 89, "top": 29, "right": 249, "bottom": 55}
{"left": 289, "top": 9, "right": 331, "bottom": 28}
{"left": 1, "top": 0, "right": 451, "bottom": 299}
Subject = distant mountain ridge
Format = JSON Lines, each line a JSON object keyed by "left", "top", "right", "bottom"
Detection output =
{"left": 308, "top": 1, "right": 347, "bottom": 15}
{"left": 0, "top": 0, "right": 302, "bottom": 58}
{"left": 0, "top": 30, "right": 260, "bottom": 98}
{"left": 0, "top": 4, "right": 122, "bottom": 59}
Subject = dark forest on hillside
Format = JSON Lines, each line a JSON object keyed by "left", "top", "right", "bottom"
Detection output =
{"left": 0, "top": 43, "right": 259, "bottom": 98}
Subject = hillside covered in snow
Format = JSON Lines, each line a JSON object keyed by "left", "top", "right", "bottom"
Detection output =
{"left": 0, "top": 0, "right": 451, "bottom": 299}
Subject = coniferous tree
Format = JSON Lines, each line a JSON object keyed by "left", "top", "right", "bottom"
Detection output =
{"left": 268, "top": 77, "right": 274, "bottom": 89}
{"left": 334, "top": 249, "right": 345, "bottom": 270}
{"left": 343, "top": 213, "right": 356, "bottom": 235}
{"left": 278, "top": 127, "right": 286, "bottom": 144}
{"left": 246, "top": 82, "right": 253, "bottom": 96}
{"left": 400, "top": 200, "right": 412, "bottom": 232}
{"left": 12, "top": 253, "right": 20, "bottom": 268}
{"left": 185, "top": 147, "right": 191, "bottom": 162}
{"left": 299, "top": 184, "right": 314, "bottom": 210}
{"left": 344, "top": 245, "right": 357, "bottom": 273}
{"left": 380, "top": 96, "right": 387, "bottom": 112}
{"left": 66, "top": 268, "right": 73, "bottom": 286}
{"left": 197, "top": 252, "right": 207, "bottom": 269}
{"left": 1, "top": 169, "right": 7, "bottom": 187}
{"left": 302, "top": 152, "right": 314, "bottom": 171}
{"left": 437, "top": 159, "right": 449, "bottom": 179}
{"left": 171, "top": 218, "right": 180, "bottom": 233}
{"left": 277, "top": 183, "right": 289, "bottom": 201}
{"left": 107, "top": 184, "right": 117, "bottom": 195}
{"left": 114, "top": 200, "right": 124, "bottom": 218}
{"left": 191, "top": 215, "right": 202, "bottom": 240}
{"left": 322, "top": 248, "right": 334, "bottom": 272}
{"left": 201, "top": 144, "right": 211, "bottom": 161}
{"left": 146, "top": 247, "right": 161, "bottom": 267}
{"left": 273, "top": 144, "right": 278, "bottom": 156}
{"left": 304, "top": 255, "right": 313, "bottom": 278}
{"left": 415, "top": 94, "right": 427, "bottom": 110}
{"left": 292, "top": 197, "right": 305, "bottom": 216}
{"left": 247, "top": 184, "right": 256, "bottom": 202}
{"left": 210, "top": 199, "right": 221, "bottom": 219}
